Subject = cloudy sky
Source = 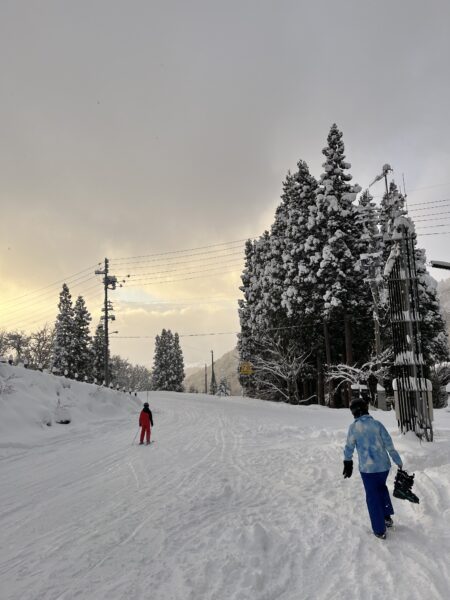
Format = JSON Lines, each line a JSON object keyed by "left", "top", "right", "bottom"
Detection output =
{"left": 1, "top": 0, "right": 450, "bottom": 368}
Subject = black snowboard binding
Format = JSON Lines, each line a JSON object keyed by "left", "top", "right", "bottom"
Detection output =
{"left": 393, "top": 468, "right": 420, "bottom": 504}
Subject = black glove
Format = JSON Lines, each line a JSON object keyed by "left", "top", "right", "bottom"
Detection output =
{"left": 343, "top": 460, "right": 353, "bottom": 479}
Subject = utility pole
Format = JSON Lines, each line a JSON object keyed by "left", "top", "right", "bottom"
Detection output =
{"left": 365, "top": 164, "right": 393, "bottom": 369}
{"left": 95, "top": 258, "right": 118, "bottom": 387}
{"left": 204, "top": 363, "right": 208, "bottom": 394}
{"left": 210, "top": 350, "right": 217, "bottom": 395}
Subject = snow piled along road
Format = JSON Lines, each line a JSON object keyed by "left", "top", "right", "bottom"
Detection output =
{"left": 1, "top": 369, "right": 450, "bottom": 599}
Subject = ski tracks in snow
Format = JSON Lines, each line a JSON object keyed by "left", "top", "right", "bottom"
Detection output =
{"left": 1, "top": 394, "right": 450, "bottom": 599}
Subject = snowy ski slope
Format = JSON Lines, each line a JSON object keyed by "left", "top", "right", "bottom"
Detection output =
{"left": 1, "top": 364, "right": 450, "bottom": 599}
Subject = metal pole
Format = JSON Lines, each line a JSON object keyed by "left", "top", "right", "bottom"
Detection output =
{"left": 104, "top": 258, "right": 110, "bottom": 386}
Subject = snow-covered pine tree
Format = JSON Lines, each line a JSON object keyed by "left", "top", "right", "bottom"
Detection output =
{"left": 216, "top": 376, "right": 230, "bottom": 396}
{"left": 313, "top": 124, "right": 371, "bottom": 370}
{"left": 377, "top": 181, "right": 408, "bottom": 376}
{"left": 379, "top": 181, "right": 407, "bottom": 265}
{"left": 238, "top": 234, "right": 272, "bottom": 397}
{"left": 53, "top": 283, "right": 75, "bottom": 376}
{"left": 210, "top": 369, "right": 217, "bottom": 395}
{"left": 354, "top": 189, "right": 385, "bottom": 359}
{"left": 152, "top": 329, "right": 184, "bottom": 391}
{"left": 72, "top": 295, "right": 92, "bottom": 380}
{"left": 415, "top": 248, "right": 449, "bottom": 366}
{"left": 280, "top": 161, "right": 318, "bottom": 328}
{"left": 172, "top": 332, "right": 185, "bottom": 392}
{"left": 238, "top": 160, "right": 321, "bottom": 402}
{"left": 237, "top": 239, "right": 256, "bottom": 393}
{"left": 92, "top": 321, "right": 107, "bottom": 383}
{"left": 279, "top": 161, "right": 321, "bottom": 398}
{"left": 152, "top": 330, "right": 167, "bottom": 390}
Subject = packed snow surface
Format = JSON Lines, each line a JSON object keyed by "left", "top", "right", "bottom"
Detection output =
{"left": 1, "top": 364, "right": 450, "bottom": 600}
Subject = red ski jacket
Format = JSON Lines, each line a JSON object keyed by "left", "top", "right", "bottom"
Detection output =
{"left": 139, "top": 409, "right": 153, "bottom": 428}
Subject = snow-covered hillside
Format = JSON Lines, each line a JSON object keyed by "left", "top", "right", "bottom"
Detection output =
{"left": 1, "top": 365, "right": 450, "bottom": 600}
{"left": 184, "top": 347, "right": 240, "bottom": 395}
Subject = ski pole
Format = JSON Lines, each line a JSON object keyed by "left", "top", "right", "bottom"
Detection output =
{"left": 132, "top": 428, "right": 139, "bottom": 446}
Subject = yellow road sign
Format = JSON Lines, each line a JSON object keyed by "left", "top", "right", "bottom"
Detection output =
{"left": 239, "top": 361, "right": 253, "bottom": 375}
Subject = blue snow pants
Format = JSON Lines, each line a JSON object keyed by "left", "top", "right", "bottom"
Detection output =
{"left": 360, "top": 470, "right": 394, "bottom": 535}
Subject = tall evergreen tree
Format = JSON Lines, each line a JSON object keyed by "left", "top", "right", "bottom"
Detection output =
{"left": 72, "top": 295, "right": 92, "bottom": 379}
{"left": 92, "top": 321, "right": 107, "bottom": 383}
{"left": 152, "top": 329, "right": 185, "bottom": 391}
{"left": 238, "top": 161, "right": 322, "bottom": 401}
{"left": 313, "top": 124, "right": 371, "bottom": 365}
{"left": 415, "top": 248, "right": 449, "bottom": 366}
{"left": 238, "top": 234, "right": 272, "bottom": 397}
{"left": 53, "top": 283, "right": 75, "bottom": 375}
{"left": 172, "top": 332, "right": 185, "bottom": 392}
{"left": 355, "top": 189, "right": 384, "bottom": 359}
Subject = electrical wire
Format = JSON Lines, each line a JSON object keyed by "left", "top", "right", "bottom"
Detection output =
{"left": 115, "top": 251, "right": 244, "bottom": 278}
{"left": 408, "top": 202, "right": 450, "bottom": 214}
{"left": 110, "top": 244, "right": 247, "bottom": 269}
{"left": 407, "top": 197, "right": 450, "bottom": 208}
{"left": 111, "top": 238, "right": 251, "bottom": 263}
{"left": 1, "top": 289, "right": 104, "bottom": 331}
{"left": 124, "top": 265, "right": 243, "bottom": 287}
{"left": 112, "top": 315, "right": 379, "bottom": 340}
{"left": 123, "top": 260, "right": 244, "bottom": 283}
{"left": 0, "top": 263, "right": 101, "bottom": 308}
{"left": 416, "top": 222, "right": 450, "bottom": 230}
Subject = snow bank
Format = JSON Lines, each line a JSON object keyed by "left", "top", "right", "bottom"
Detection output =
{"left": 0, "top": 363, "right": 140, "bottom": 448}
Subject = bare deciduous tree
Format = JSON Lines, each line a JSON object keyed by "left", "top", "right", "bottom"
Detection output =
{"left": 252, "top": 335, "right": 311, "bottom": 404}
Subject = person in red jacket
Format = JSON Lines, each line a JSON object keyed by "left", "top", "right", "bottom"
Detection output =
{"left": 139, "top": 402, "right": 153, "bottom": 445}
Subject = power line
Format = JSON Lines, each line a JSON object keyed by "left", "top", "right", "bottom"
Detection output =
{"left": 410, "top": 211, "right": 450, "bottom": 221}
{"left": 419, "top": 231, "right": 450, "bottom": 236}
{"left": 125, "top": 264, "right": 243, "bottom": 287}
{"left": 0, "top": 263, "right": 100, "bottom": 308}
{"left": 124, "top": 260, "right": 244, "bottom": 283}
{"left": 1, "top": 290, "right": 104, "bottom": 331}
{"left": 111, "top": 238, "right": 252, "bottom": 263}
{"left": 416, "top": 222, "right": 450, "bottom": 230}
{"left": 110, "top": 244, "right": 247, "bottom": 268}
{"left": 409, "top": 202, "right": 450, "bottom": 214}
{"left": 115, "top": 251, "right": 244, "bottom": 278}
{"left": 0, "top": 279, "right": 99, "bottom": 322}
{"left": 116, "top": 297, "right": 237, "bottom": 307}
{"left": 407, "top": 197, "right": 450, "bottom": 208}
{"left": 112, "top": 316, "right": 378, "bottom": 340}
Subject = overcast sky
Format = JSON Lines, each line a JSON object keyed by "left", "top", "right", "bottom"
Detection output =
{"left": 1, "top": 0, "right": 450, "bottom": 368}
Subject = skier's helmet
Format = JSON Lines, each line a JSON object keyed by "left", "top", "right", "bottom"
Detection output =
{"left": 143, "top": 402, "right": 149, "bottom": 408}
{"left": 350, "top": 398, "right": 369, "bottom": 418}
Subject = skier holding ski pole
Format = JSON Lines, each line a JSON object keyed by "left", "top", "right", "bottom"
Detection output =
{"left": 342, "top": 398, "right": 403, "bottom": 539}
{"left": 139, "top": 402, "right": 153, "bottom": 445}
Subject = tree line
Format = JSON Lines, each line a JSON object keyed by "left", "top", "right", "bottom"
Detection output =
{"left": 1, "top": 283, "right": 152, "bottom": 391}
{"left": 238, "top": 124, "right": 449, "bottom": 406}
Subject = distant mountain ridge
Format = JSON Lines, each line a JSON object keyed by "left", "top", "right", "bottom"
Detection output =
{"left": 183, "top": 348, "right": 241, "bottom": 395}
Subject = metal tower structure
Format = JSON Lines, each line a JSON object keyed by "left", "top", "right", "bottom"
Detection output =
{"left": 385, "top": 217, "right": 433, "bottom": 441}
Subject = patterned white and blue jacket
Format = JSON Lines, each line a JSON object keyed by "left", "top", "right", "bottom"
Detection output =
{"left": 344, "top": 414, "right": 402, "bottom": 473}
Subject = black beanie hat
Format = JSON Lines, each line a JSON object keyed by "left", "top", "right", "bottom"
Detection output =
{"left": 350, "top": 398, "right": 369, "bottom": 418}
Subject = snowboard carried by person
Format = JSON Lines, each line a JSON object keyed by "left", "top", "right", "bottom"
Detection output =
{"left": 342, "top": 398, "right": 403, "bottom": 539}
{"left": 139, "top": 402, "right": 153, "bottom": 445}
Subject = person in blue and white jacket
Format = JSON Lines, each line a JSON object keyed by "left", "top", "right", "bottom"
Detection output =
{"left": 343, "top": 398, "right": 403, "bottom": 539}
